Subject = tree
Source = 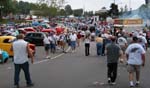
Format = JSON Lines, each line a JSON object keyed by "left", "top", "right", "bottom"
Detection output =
{"left": 38, "top": 0, "right": 66, "bottom": 9}
{"left": 0, "top": 0, "right": 14, "bottom": 17}
{"left": 109, "top": 3, "right": 119, "bottom": 18}
{"left": 17, "top": 1, "right": 31, "bottom": 14}
{"left": 73, "top": 9, "right": 83, "bottom": 16}
{"left": 65, "top": 5, "right": 72, "bottom": 15}
{"left": 29, "top": 3, "right": 41, "bottom": 10}
{"left": 84, "top": 11, "right": 93, "bottom": 16}
{"left": 58, "top": 9, "right": 66, "bottom": 16}
{"left": 49, "top": 7, "right": 58, "bottom": 17}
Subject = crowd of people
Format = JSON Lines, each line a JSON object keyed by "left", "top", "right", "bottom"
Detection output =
{"left": 42, "top": 20, "right": 148, "bottom": 87}
{"left": 0, "top": 18, "right": 149, "bottom": 88}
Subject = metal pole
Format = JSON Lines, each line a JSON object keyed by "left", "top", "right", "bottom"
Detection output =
{"left": 129, "top": 0, "right": 131, "bottom": 11}
{"left": 0, "top": 6, "right": 4, "bottom": 20}
{"left": 83, "top": 0, "right": 85, "bottom": 16}
{"left": 0, "top": 6, "right": 2, "bottom": 20}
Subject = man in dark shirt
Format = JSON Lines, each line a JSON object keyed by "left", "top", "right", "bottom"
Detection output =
{"left": 105, "top": 36, "right": 122, "bottom": 85}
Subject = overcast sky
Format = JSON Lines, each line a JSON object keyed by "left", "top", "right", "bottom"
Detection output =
{"left": 20, "top": 0, "right": 145, "bottom": 11}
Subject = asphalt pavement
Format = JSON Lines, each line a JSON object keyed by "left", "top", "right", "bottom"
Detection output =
{"left": 0, "top": 42, "right": 150, "bottom": 88}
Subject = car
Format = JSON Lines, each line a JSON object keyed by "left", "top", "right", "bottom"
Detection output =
{"left": 18, "top": 28, "right": 27, "bottom": 35}
{"left": 0, "top": 36, "right": 35, "bottom": 57}
{"left": 41, "top": 28, "right": 55, "bottom": 33}
{"left": 0, "top": 50, "right": 9, "bottom": 63}
{"left": 24, "top": 32, "right": 46, "bottom": 46}
{"left": 24, "top": 27, "right": 37, "bottom": 32}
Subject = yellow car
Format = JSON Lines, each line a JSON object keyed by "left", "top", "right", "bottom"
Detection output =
{"left": 0, "top": 36, "right": 35, "bottom": 57}
{"left": 0, "top": 36, "right": 15, "bottom": 56}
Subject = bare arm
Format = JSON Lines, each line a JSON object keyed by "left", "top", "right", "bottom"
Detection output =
{"left": 141, "top": 54, "right": 145, "bottom": 67}
{"left": 126, "top": 54, "right": 129, "bottom": 61}
{"left": 27, "top": 44, "right": 34, "bottom": 64}
{"left": 10, "top": 45, "right": 13, "bottom": 51}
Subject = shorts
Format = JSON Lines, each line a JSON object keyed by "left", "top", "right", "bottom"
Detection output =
{"left": 71, "top": 41, "right": 76, "bottom": 48}
{"left": 127, "top": 64, "right": 141, "bottom": 73}
{"left": 120, "top": 45, "right": 126, "bottom": 53}
{"left": 59, "top": 41, "right": 65, "bottom": 46}
{"left": 44, "top": 44, "right": 50, "bottom": 51}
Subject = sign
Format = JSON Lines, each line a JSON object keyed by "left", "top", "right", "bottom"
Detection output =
{"left": 114, "top": 19, "right": 124, "bottom": 24}
{"left": 123, "top": 19, "right": 143, "bottom": 25}
{"left": 114, "top": 19, "right": 143, "bottom": 25}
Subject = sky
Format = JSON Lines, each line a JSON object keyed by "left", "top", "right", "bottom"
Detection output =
{"left": 19, "top": 0, "right": 145, "bottom": 11}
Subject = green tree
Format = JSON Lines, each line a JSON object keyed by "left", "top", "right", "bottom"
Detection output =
{"left": 38, "top": 0, "right": 66, "bottom": 9}
{"left": 17, "top": 1, "right": 31, "bottom": 14}
{"left": 29, "top": 3, "right": 41, "bottom": 10}
{"left": 49, "top": 7, "right": 58, "bottom": 17}
{"left": 84, "top": 11, "right": 93, "bottom": 16}
{"left": 65, "top": 5, "right": 72, "bottom": 15}
{"left": 58, "top": 9, "right": 66, "bottom": 16}
{"left": 108, "top": 3, "right": 119, "bottom": 18}
{"left": 0, "top": 0, "right": 14, "bottom": 19}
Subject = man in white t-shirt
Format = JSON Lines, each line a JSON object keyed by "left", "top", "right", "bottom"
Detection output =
{"left": 125, "top": 36, "right": 146, "bottom": 87}
{"left": 138, "top": 33, "right": 148, "bottom": 50}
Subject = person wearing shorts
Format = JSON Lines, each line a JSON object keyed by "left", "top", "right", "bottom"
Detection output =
{"left": 43, "top": 33, "right": 50, "bottom": 59}
{"left": 125, "top": 36, "right": 146, "bottom": 87}
{"left": 70, "top": 32, "right": 77, "bottom": 52}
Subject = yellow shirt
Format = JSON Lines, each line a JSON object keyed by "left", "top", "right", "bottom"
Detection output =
{"left": 95, "top": 37, "right": 103, "bottom": 43}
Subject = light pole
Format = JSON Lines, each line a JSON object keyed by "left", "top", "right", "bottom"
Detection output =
{"left": 0, "top": 5, "right": 4, "bottom": 20}
{"left": 114, "top": 0, "right": 116, "bottom": 4}
{"left": 129, "top": 0, "right": 132, "bottom": 12}
{"left": 82, "top": 0, "right": 85, "bottom": 16}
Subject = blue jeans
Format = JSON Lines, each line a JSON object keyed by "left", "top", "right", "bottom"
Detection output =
{"left": 96, "top": 43, "right": 103, "bottom": 55}
{"left": 14, "top": 62, "right": 32, "bottom": 85}
{"left": 50, "top": 43, "right": 56, "bottom": 53}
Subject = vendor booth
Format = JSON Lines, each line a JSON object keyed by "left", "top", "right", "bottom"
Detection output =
{"left": 114, "top": 19, "right": 143, "bottom": 33}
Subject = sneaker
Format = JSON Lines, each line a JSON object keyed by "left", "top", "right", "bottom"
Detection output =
{"left": 45, "top": 56, "right": 51, "bottom": 59}
{"left": 135, "top": 81, "right": 140, "bottom": 86}
{"left": 111, "top": 82, "right": 116, "bottom": 85}
{"left": 130, "top": 85, "right": 134, "bottom": 88}
{"left": 13, "top": 85, "right": 19, "bottom": 88}
{"left": 130, "top": 81, "right": 134, "bottom": 87}
{"left": 72, "top": 50, "right": 74, "bottom": 53}
{"left": 130, "top": 84, "right": 134, "bottom": 87}
{"left": 63, "top": 51, "right": 67, "bottom": 53}
{"left": 108, "top": 78, "right": 111, "bottom": 84}
{"left": 27, "top": 83, "right": 34, "bottom": 87}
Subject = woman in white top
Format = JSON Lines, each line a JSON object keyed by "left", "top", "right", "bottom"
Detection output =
{"left": 84, "top": 34, "right": 91, "bottom": 56}
{"left": 43, "top": 33, "right": 50, "bottom": 59}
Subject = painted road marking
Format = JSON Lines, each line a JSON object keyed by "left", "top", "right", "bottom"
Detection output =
{"left": 7, "top": 47, "right": 71, "bottom": 70}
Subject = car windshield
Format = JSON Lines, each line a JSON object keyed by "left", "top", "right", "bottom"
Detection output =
{"left": 9, "top": 38, "right": 17, "bottom": 43}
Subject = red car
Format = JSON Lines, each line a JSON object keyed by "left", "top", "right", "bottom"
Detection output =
{"left": 24, "top": 27, "right": 37, "bottom": 32}
{"left": 18, "top": 28, "right": 27, "bottom": 35}
{"left": 41, "top": 29, "right": 55, "bottom": 33}
{"left": 55, "top": 27, "right": 64, "bottom": 34}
